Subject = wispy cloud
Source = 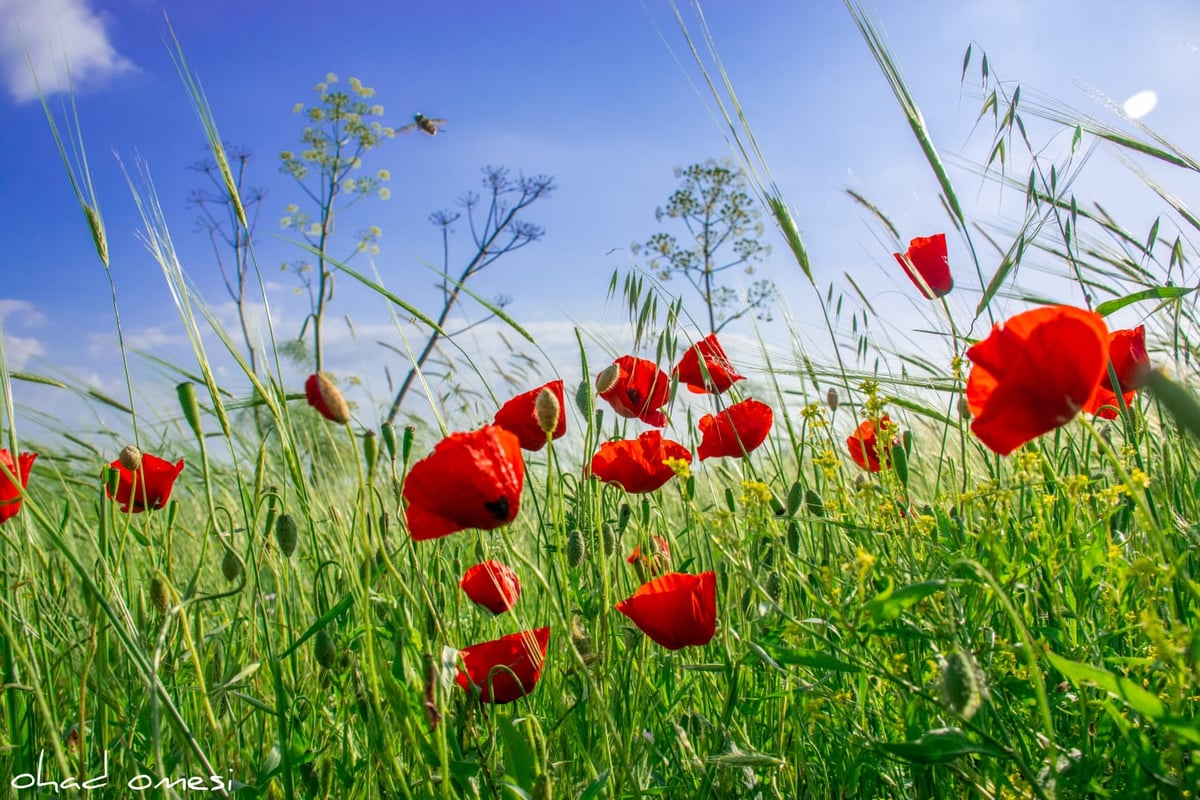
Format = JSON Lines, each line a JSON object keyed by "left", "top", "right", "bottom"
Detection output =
{"left": 0, "top": 0, "right": 134, "bottom": 104}
{"left": 0, "top": 299, "right": 46, "bottom": 327}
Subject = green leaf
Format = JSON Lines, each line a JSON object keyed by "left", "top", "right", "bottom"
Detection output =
{"left": 579, "top": 770, "right": 610, "bottom": 800}
{"left": 760, "top": 644, "right": 859, "bottom": 673}
{"left": 1046, "top": 652, "right": 1164, "bottom": 719}
{"left": 878, "top": 728, "right": 1004, "bottom": 764}
{"left": 1094, "top": 285, "right": 1195, "bottom": 317}
{"left": 496, "top": 716, "right": 537, "bottom": 791}
{"left": 867, "top": 580, "right": 946, "bottom": 625}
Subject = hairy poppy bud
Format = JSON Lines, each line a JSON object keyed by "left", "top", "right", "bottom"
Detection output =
{"left": 826, "top": 387, "right": 839, "bottom": 411}
{"left": 535, "top": 386, "right": 561, "bottom": 436}
{"left": 150, "top": 575, "right": 169, "bottom": 614}
{"left": 363, "top": 430, "right": 379, "bottom": 474}
{"left": 601, "top": 524, "right": 617, "bottom": 557}
{"left": 221, "top": 549, "right": 243, "bottom": 582}
{"left": 596, "top": 363, "right": 620, "bottom": 395}
{"left": 305, "top": 372, "right": 351, "bottom": 424}
{"left": 315, "top": 629, "right": 337, "bottom": 670}
{"left": 275, "top": 514, "right": 299, "bottom": 558}
{"left": 765, "top": 571, "right": 783, "bottom": 602}
{"left": 940, "top": 650, "right": 988, "bottom": 720}
{"left": 118, "top": 445, "right": 142, "bottom": 473}
{"left": 567, "top": 529, "right": 586, "bottom": 567}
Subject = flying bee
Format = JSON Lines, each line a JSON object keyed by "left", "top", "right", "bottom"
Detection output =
{"left": 399, "top": 113, "right": 446, "bottom": 136}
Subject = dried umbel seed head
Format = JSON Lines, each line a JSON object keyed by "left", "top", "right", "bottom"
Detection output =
{"left": 118, "top": 445, "right": 143, "bottom": 472}
{"left": 149, "top": 575, "right": 169, "bottom": 614}
{"left": 314, "top": 629, "right": 337, "bottom": 670}
{"left": 939, "top": 649, "right": 988, "bottom": 720}
{"left": 596, "top": 363, "right": 620, "bottom": 395}
{"left": 535, "top": 386, "right": 561, "bottom": 436}
{"left": 275, "top": 514, "right": 299, "bottom": 558}
{"left": 221, "top": 550, "right": 243, "bottom": 582}
{"left": 566, "top": 528, "right": 586, "bottom": 568}
{"left": 826, "top": 387, "right": 839, "bottom": 412}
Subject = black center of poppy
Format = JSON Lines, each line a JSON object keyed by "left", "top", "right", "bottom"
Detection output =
{"left": 484, "top": 496, "right": 510, "bottom": 521}
{"left": 626, "top": 388, "right": 643, "bottom": 407}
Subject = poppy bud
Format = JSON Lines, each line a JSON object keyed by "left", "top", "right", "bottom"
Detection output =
{"left": 957, "top": 397, "right": 971, "bottom": 420}
{"left": 305, "top": 372, "right": 351, "bottom": 424}
{"left": 939, "top": 650, "right": 988, "bottom": 720}
{"left": 221, "top": 549, "right": 243, "bottom": 582}
{"left": 118, "top": 445, "right": 142, "bottom": 473}
{"left": 601, "top": 524, "right": 617, "bottom": 557}
{"left": 567, "top": 529, "right": 586, "bottom": 567}
{"left": 785, "top": 482, "right": 803, "bottom": 516}
{"left": 535, "top": 386, "right": 561, "bottom": 436}
{"left": 315, "top": 629, "right": 337, "bottom": 670}
{"left": 401, "top": 425, "right": 416, "bottom": 464}
{"left": 765, "top": 571, "right": 783, "bottom": 602}
{"left": 363, "top": 430, "right": 379, "bottom": 474}
{"left": 786, "top": 521, "right": 801, "bottom": 555}
{"left": 617, "top": 502, "right": 632, "bottom": 532}
{"left": 275, "top": 514, "right": 299, "bottom": 558}
{"left": 574, "top": 379, "right": 590, "bottom": 418}
{"left": 177, "top": 382, "right": 203, "bottom": 439}
{"left": 596, "top": 363, "right": 620, "bottom": 394}
{"left": 369, "top": 428, "right": 390, "bottom": 469}
{"left": 826, "top": 387, "right": 839, "bottom": 411}
{"left": 150, "top": 575, "right": 169, "bottom": 614}
{"left": 891, "top": 442, "right": 909, "bottom": 487}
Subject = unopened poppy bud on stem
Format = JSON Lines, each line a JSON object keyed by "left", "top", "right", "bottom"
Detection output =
{"left": 535, "top": 387, "right": 561, "bottom": 436}
{"left": 118, "top": 445, "right": 142, "bottom": 473}
{"left": 596, "top": 363, "right": 620, "bottom": 395}
{"left": 305, "top": 372, "right": 351, "bottom": 424}
{"left": 826, "top": 387, "right": 839, "bottom": 412}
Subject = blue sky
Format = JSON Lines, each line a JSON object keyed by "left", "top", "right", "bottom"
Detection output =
{"left": 2, "top": 0, "right": 1198, "bottom": 441}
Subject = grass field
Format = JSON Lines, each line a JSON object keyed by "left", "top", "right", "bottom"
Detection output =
{"left": 2, "top": 5, "right": 1199, "bottom": 799}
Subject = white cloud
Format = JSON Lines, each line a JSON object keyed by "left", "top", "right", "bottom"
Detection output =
{"left": 0, "top": 298, "right": 46, "bottom": 327}
{"left": 0, "top": 0, "right": 134, "bottom": 104}
{"left": 2, "top": 335, "right": 45, "bottom": 370}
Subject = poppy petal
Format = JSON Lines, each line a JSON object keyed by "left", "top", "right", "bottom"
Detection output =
{"left": 965, "top": 305, "right": 1108, "bottom": 455}
{"left": 107, "top": 453, "right": 185, "bottom": 514}
{"left": 697, "top": 399, "right": 773, "bottom": 460}
{"left": 616, "top": 571, "right": 717, "bottom": 650}
{"left": 455, "top": 626, "right": 550, "bottom": 704}
{"left": 0, "top": 450, "right": 36, "bottom": 524}
{"left": 403, "top": 426, "right": 525, "bottom": 540}
{"left": 894, "top": 233, "right": 953, "bottom": 299}
{"left": 597, "top": 356, "right": 671, "bottom": 427}
{"left": 494, "top": 380, "right": 567, "bottom": 451}
{"left": 589, "top": 431, "right": 691, "bottom": 493}
{"left": 674, "top": 334, "right": 745, "bottom": 394}
{"left": 460, "top": 560, "right": 521, "bottom": 614}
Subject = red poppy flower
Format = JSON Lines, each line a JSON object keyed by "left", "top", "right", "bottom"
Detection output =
{"left": 589, "top": 431, "right": 691, "bottom": 494}
{"left": 966, "top": 305, "right": 1108, "bottom": 455}
{"left": 597, "top": 356, "right": 670, "bottom": 427}
{"left": 494, "top": 380, "right": 566, "bottom": 451}
{"left": 459, "top": 560, "right": 521, "bottom": 614}
{"left": 697, "top": 399, "right": 773, "bottom": 460}
{"left": 403, "top": 425, "right": 525, "bottom": 541}
{"left": 455, "top": 626, "right": 550, "bottom": 704}
{"left": 305, "top": 373, "right": 349, "bottom": 423}
{"left": 616, "top": 571, "right": 717, "bottom": 650}
{"left": 894, "top": 234, "right": 953, "bottom": 299}
{"left": 0, "top": 449, "right": 36, "bottom": 524}
{"left": 846, "top": 417, "right": 899, "bottom": 472}
{"left": 627, "top": 535, "right": 670, "bottom": 578}
{"left": 674, "top": 334, "right": 745, "bottom": 394}
{"left": 108, "top": 453, "right": 185, "bottom": 513}
{"left": 1084, "top": 326, "right": 1151, "bottom": 419}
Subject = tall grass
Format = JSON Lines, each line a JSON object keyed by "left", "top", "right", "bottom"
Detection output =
{"left": 2, "top": 4, "right": 1199, "bottom": 799}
